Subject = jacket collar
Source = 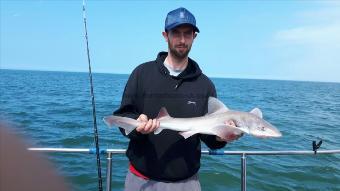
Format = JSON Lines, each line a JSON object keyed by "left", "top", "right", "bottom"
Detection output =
{"left": 155, "top": 52, "right": 202, "bottom": 80}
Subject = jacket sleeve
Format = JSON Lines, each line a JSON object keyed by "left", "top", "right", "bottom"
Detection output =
{"left": 113, "top": 67, "right": 146, "bottom": 141}
{"left": 200, "top": 83, "right": 227, "bottom": 150}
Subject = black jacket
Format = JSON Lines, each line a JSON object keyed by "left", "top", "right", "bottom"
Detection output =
{"left": 114, "top": 52, "right": 226, "bottom": 182}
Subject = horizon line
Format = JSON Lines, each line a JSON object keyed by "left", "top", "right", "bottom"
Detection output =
{"left": 1, "top": 68, "right": 339, "bottom": 84}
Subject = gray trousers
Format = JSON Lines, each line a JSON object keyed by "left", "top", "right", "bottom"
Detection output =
{"left": 124, "top": 171, "right": 201, "bottom": 191}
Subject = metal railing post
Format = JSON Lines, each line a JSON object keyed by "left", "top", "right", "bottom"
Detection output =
{"left": 241, "top": 153, "right": 247, "bottom": 191}
{"left": 106, "top": 152, "right": 112, "bottom": 191}
{"left": 28, "top": 148, "right": 340, "bottom": 191}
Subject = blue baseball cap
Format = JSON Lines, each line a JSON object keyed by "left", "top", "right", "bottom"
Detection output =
{"left": 165, "top": 7, "right": 200, "bottom": 33}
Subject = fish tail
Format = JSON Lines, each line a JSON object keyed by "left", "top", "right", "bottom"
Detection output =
{"left": 103, "top": 115, "right": 140, "bottom": 135}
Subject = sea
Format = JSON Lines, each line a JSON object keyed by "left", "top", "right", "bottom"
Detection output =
{"left": 0, "top": 69, "right": 339, "bottom": 191}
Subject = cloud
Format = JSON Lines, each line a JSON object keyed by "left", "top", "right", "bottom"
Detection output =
{"left": 275, "top": 24, "right": 340, "bottom": 46}
{"left": 270, "top": 3, "right": 340, "bottom": 82}
{"left": 297, "top": 4, "right": 340, "bottom": 22}
{"left": 274, "top": 4, "right": 340, "bottom": 46}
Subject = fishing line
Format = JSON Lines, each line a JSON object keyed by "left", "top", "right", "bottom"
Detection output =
{"left": 82, "top": 0, "right": 103, "bottom": 191}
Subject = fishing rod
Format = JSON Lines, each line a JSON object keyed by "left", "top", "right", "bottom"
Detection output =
{"left": 82, "top": 1, "right": 103, "bottom": 191}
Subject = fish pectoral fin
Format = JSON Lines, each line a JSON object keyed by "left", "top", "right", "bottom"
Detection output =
{"left": 227, "top": 125, "right": 250, "bottom": 134}
{"left": 208, "top": 125, "right": 234, "bottom": 138}
{"left": 179, "top": 130, "right": 200, "bottom": 139}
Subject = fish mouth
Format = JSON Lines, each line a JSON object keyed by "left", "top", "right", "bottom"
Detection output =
{"left": 271, "top": 133, "right": 282, "bottom": 138}
{"left": 252, "top": 128, "right": 282, "bottom": 138}
{"left": 264, "top": 124, "right": 282, "bottom": 138}
{"left": 270, "top": 129, "right": 282, "bottom": 137}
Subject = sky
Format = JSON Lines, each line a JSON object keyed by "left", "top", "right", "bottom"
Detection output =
{"left": 1, "top": 0, "right": 340, "bottom": 83}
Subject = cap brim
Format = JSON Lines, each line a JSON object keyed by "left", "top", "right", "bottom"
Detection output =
{"left": 166, "top": 22, "right": 200, "bottom": 33}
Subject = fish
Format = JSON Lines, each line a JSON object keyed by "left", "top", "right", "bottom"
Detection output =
{"left": 103, "top": 97, "right": 282, "bottom": 140}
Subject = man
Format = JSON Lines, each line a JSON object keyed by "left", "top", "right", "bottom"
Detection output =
{"left": 114, "top": 7, "right": 240, "bottom": 191}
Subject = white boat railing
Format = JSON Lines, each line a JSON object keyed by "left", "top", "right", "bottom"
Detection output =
{"left": 28, "top": 148, "right": 340, "bottom": 191}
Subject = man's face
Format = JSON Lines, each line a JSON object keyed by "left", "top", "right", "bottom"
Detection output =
{"left": 163, "top": 25, "right": 197, "bottom": 59}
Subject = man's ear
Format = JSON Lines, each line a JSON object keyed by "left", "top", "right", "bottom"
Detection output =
{"left": 193, "top": 33, "right": 197, "bottom": 39}
{"left": 162, "top": 31, "right": 169, "bottom": 42}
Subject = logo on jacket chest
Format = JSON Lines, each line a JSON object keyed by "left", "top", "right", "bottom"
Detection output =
{"left": 187, "top": 100, "right": 197, "bottom": 105}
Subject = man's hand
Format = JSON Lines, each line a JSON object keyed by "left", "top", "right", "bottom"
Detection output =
{"left": 136, "top": 114, "right": 160, "bottom": 134}
{"left": 216, "top": 120, "right": 244, "bottom": 142}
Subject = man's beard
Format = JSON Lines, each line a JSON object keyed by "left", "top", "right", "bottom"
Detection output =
{"left": 168, "top": 41, "right": 192, "bottom": 60}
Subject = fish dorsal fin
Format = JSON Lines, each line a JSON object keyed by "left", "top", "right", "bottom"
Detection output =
{"left": 156, "top": 107, "right": 171, "bottom": 119}
{"left": 250, "top": 108, "right": 263, "bottom": 118}
{"left": 207, "top": 97, "right": 229, "bottom": 114}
